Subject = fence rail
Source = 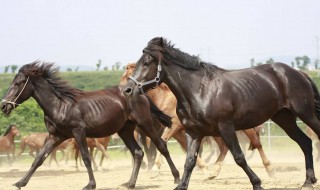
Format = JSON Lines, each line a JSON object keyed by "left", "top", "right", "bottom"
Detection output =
{"left": 0, "top": 120, "right": 308, "bottom": 158}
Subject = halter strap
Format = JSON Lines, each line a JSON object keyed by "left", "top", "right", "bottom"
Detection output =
{"left": 128, "top": 61, "right": 162, "bottom": 94}
{"left": 2, "top": 76, "right": 29, "bottom": 108}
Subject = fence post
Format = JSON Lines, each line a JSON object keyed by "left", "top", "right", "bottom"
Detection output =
{"left": 267, "top": 121, "right": 271, "bottom": 152}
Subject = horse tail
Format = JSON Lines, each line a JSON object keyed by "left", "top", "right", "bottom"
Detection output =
{"left": 146, "top": 96, "right": 172, "bottom": 128}
{"left": 303, "top": 72, "right": 320, "bottom": 120}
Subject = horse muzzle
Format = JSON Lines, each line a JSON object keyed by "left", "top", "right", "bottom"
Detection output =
{"left": 122, "top": 81, "right": 142, "bottom": 99}
{"left": 1, "top": 101, "right": 15, "bottom": 116}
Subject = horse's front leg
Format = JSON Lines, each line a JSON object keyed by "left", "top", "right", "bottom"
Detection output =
{"left": 13, "top": 135, "right": 66, "bottom": 189}
{"left": 72, "top": 128, "right": 96, "bottom": 190}
{"left": 174, "top": 131, "right": 202, "bottom": 190}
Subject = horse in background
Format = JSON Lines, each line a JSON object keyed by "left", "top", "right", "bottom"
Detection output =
{"left": 121, "top": 63, "right": 273, "bottom": 178}
{"left": 18, "top": 132, "right": 74, "bottom": 166}
{"left": 306, "top": 126, "right": 320, "bottom": 161}
{"left": 73, "top": 137, "right": 112, "bottom": 170}
{"left": 0, "top": 124, "right": 20, "bottom": 165}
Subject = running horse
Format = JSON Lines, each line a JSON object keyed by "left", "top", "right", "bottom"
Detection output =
{"left": 0, "top": 124, "right": 20, "bottom": 165}
{"left": 1, "top": 61, "right": 179, "bottom": 190}
{"left": 123, "top": 37, "right": 320, "bottom": 189}
{"left": 121, "top": 63, "right": 273, "bottom": 178}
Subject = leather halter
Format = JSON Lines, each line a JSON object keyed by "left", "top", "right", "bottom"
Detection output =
{"left": 2, "top": 76, "right": 29, "bottom": 108}
{"left": 128, "top": 60, "right": 162, "bottom": 94}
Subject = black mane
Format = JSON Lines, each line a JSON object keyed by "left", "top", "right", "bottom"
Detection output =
{"left": 145, "top": 37, "right": 226, "bottom": 74}
{"left": 3, "top": 124, "right": 15, "bottom": 136}
{"left": 19, "top": 61, "right": 82, "bottom": 102}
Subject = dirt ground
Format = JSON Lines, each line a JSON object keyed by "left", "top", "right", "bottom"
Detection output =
{"left": 1, "top": 150, "right": 320, "bottom": 190}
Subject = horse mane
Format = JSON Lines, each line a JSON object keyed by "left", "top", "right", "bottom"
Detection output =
{"left": 19, "top": 61, "right": 82, "bottom": 102}
{"left": 145, "top": 37, "right": 227, "bottom": 75}
{"left": 3, "top": 124, "right": 15, "bottom": 136}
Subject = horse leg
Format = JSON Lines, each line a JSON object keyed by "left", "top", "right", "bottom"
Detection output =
{"left": 218, "top": 121, "right": 262, "bottom": 190}
{"left": 272, "top": 109, "right": 316, "bottom": 188}
{"left": 72, "top": 128, "right": 96, "bottom": 190}
{"left": 243, "top": 128, "right": 274, "bottom": 177}
{"left": 13, "top": 135, "right": 67, "bottom": 188}
{"left": 174, "top": 131, "right": 202, "bottom": 190}
{"left": 175, "top": 129, "right": 207, "bottom": 173}
{"left": 153, "top": 124, "right": 183, "bottom": 171}
{"left": 118, "top": 122, "right": 144, "bottom": 189}
{"left": 208, "top": 136, "right": 229, "bottom": 179}
{"left": 89, "top": 147, "right": 98, "bottom": 171}
{"left": 138, "top": 122, "right": 180, "bottom": 184}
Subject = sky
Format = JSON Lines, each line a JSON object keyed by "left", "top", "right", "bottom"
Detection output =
{"left": 0, "top": 0, "right": 319, "bottom": 71}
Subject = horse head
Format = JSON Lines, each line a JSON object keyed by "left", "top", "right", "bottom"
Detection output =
{"left": 1, "top": 65, "right": 35, "bottom": 116}
{"left": 119, "top": 63, "right": 136, "bottom": 86}
{"left": 123, "top": 37, "right": 166, "bottom": 96}
{"left": 3, "top": 124, "right": 19, "bottom": 137}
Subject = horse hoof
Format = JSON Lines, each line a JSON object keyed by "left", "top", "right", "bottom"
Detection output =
{"left": 11, "top": 186, "right": 20, "bottom": 190}
{"left": 301, "top": 186, "right": 314, "bottom": 190}
{"left": 173, "top": 187, "right": 187, "bottom": 190}
{"left": 150, "top": 171, "right": 160, "bottom": 179}
{"left": 82, "top": 182, "right": 96, "bottom": 190}
{"left": 120, "top": 182, "right": 135, "bottom": 189}
{"left": 266, "top": 167, "right": 276, "bottom": 178}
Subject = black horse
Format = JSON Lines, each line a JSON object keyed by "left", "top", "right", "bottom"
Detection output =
{"left": 1, "top": 61, "right": 180, "bottom": 190}
{"left": 123, "top": 37, "right": 320, "bottom": 190}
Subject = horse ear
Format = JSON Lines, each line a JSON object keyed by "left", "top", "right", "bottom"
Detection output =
{"left": 159, "top": 37, "right": 164, "bottom": 47}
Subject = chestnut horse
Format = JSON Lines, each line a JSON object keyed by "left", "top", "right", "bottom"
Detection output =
{"left": 123, "top": 37, "right": 320, "bottom": 189}
{"left": 1, "top": 61, "right": 179, "bottom": 190}
{"left": 0, "top": 124, "right": 19, "bottom": 165}
{"left": 121, "top": 63, "right": 273, "bottom": 178}
{"left": 18, "top": 132, "right": 73, "bottom": 166}
{"left": 73, "top": 137, "right": 111, "bottom": 170}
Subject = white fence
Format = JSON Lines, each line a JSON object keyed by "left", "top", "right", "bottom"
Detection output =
{"left": 0, "top": 120, "right": 309, "bottom": 158}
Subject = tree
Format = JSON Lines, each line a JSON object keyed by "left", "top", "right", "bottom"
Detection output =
{"left": 115, "top": 62, "right": 121, "bottom": 70}
{"left": 250, "top": 58, "right": 255, "bottom": 67}
{"left": 67, "top": 68, "right": 72, "bottom": 72}
{"left": 295, "top": 56, "right": 302, "bottom": 69}
{"left": 315, "top": 59, "right": 320, "bottom": 70}
{"left": 75, "top": 67, "right": 79, "bottom": 72}
{"left": 103, "top": 66, "right": 109, "bottom": 71}
{"left": 301, "top": 55, "right": 310, "bottom": 70}
{"left": 4, "top": 65, "right": 10, "bottom": 73}
{"left": 291, "top": 61, "right": 295, "bottom": 68}
{"left": 96, "top": 59, "right": 102, "bottom": 71}
{"left": 11, "top": 65, "right": 18, "bottom": 73}
{"left": 266, "top": 58, "right": 274, "bottom": 64}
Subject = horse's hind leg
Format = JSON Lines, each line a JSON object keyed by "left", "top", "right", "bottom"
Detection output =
{"left": 118, "top": 122, "right": 144, "bottom": 189}
{"left": 208, "top": 136, "right": 228, "bottom": 179}
{"left": 272, "top": 109, "right": 316, "bottom": 188}
{"left": 13, "top": 135, "right": 67, "bottom": 189}
{"left": 218, "top": 121, "right": 262, "bottom": 190}
{"left": 243, "top": 129, "right": 274, "bottom": 177}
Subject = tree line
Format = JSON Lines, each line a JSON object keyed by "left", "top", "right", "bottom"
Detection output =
{"left": 250, "top": 55, "right": 320, "bottom": 70}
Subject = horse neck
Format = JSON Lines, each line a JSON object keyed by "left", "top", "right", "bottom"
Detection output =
{"left": 162, "top": 63, "right": 203, "bottom": 106}
{"left": 3, "top": 132, "right": 15, "bottom": 142}
{"left": 32, "top": 80, "right": 68, "bottom": 118}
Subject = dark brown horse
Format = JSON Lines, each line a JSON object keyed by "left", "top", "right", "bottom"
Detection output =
{"left": 123, "top": 37, "right": 320, "bottom": 190}
{"left": 0, "top": 124, "right": 19, "bottom": 165}
{"left": 1, "top": 61, "right": 179, "bottom": 190}
{"left": 121, "top": 63, "right": 273, "bottom": 178}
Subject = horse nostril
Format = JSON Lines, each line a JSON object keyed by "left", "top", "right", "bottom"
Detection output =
{"left": 124, "top": 87, "right": 133, "bottom": 95}
{"left": 1, "top": 104, "right": 6, "bottom": 111}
